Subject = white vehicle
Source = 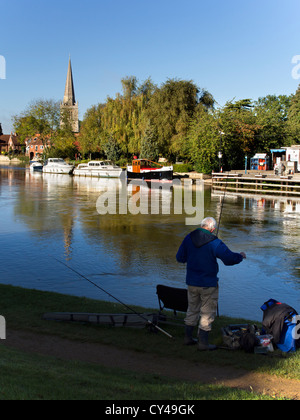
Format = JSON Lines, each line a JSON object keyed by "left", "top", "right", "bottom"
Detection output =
{"left": 43, "top": 158, "right": 74, "bottom": 175}
{"left": 74, "top": 160, "right": 123, "bottom": 178}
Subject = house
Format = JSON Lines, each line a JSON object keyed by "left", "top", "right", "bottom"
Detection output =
{"left": 8, "top": 134, "right": 23, "bottom": 153}
{"left": 284, "top": 145, "right": 300, "bottom": 172}
{"left": 25, "top": 135, "right": 51, "bottom": 160}
{"left": 0, "top": 133, "right": 23, "bottom": 154}
{"left": 271, "top": 145, "right": 300, "bottom": 173}
{"left": 0, "top": 135, "right": 10, "bottom": 153}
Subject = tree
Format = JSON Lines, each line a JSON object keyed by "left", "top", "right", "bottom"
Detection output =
{"left": 104, "top": 134, "right": 122, "bottom": 162}
{"left": 137, "top": 77, "right": 157, "bottom": 101}
{"left": 140, "top": 120, "right": 159, "bottom": 161}
{"left": 79, "top": 104, "right": 104, "bottom": 157}
{"left": 287, "top": 85, "right": 300, "bottom": 144}
{"left": 13, "top": 99, "right": 61, "bottom": 146}
{"left": 217, "top": 99, "right": 261, "bottom": 170}
{"left": 253, "top": 95, "right": 291, "bottom": 150}
{"left": 121, "top": 76, "right": 138, "bottom": 100}
{"left": 186, "top": 108, "right": 219, "bottom": 173}
{"left": 146, "top": 79, "right": 214, "bottom": 158}
{"left": 13, "top": 99, "right": 79, "bottom": 159}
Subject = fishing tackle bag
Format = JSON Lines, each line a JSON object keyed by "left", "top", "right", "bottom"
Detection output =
{"left": 221, "top": 324, "right": 260, "bottom": 351}
{"left": 261, "top": 299, "right": 300, "bottom": 353}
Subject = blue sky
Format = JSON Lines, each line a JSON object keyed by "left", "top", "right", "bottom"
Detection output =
{"left": 1, "top": 0, "right": 300, "bottom": 133}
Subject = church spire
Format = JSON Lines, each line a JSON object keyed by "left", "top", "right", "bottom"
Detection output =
{"left": 63, "top": 57, "right": 76, "bottom": 106}
{"left": 60, "top": 56, "right": 79, "bottom": 133}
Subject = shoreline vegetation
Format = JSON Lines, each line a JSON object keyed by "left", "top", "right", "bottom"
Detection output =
{"left": 12, "top": 79, "right": 300, "bottom": 175}
{"left": 0, "top": 284, "right": 299, "bottom": 400}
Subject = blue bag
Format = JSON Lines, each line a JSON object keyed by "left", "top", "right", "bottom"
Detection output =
{"left": 276, "top": 319, "right": 297, "bottom": 353}
{"left": 261, "top": 299, "right": 299, "bottom": 353}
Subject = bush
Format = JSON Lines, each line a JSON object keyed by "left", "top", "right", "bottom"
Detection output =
{"left": 173, "top": 163, "right": 193, "bottom": 173}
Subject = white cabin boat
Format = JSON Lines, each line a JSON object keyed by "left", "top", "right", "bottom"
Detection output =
{"left": 74, "top": 160, "right": 123, "bottom": 178}
{"left": 43, "top": 158, "right": 74, "bottom": 175}
{"left": 30, "top": 161, "right": 43, "bottom": 172}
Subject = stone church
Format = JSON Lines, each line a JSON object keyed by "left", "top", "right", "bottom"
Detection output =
{"left": 60, "top": 57, "right": 79, "bottom": 133}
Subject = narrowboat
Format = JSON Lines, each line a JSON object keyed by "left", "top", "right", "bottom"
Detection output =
{"left": 127, "top": 159, "right": 173, "bottom": 181}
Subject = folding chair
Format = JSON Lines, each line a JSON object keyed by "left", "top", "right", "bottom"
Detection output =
{"left": 156, "top": 284, "right": 220, "bottom": 325}
{"left": 156, "top": 284, "right": 188, "bottom": 325}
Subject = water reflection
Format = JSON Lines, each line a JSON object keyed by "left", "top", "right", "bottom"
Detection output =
{"left": 0, "top": 166, "right": 299, "bottom": 320}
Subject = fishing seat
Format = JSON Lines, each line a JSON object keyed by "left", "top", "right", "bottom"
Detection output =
{"left": 156, "top": 285, "right": 188, "bottom": 325}
{"left": 156, "top": 285, "right": 220, "bottom": 324}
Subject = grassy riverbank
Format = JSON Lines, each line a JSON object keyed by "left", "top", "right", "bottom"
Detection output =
{"left": 0, "top": 284, "right": 298, "bottom": 400}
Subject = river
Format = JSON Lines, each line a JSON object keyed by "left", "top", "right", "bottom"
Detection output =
{"left": 0, "top": 165, "right": 299, "bottom": 321}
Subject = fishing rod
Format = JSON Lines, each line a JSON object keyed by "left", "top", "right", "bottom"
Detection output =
{"left": 53, "top": 257, "right": 173, "bottom": 339}
{"left": 215, "top": 172, "right": 229, "bottom": 317}
{"left": 216, "top": 172, "right": 229, "bottom": 236}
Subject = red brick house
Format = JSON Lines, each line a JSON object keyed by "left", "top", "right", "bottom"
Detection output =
{"left": 25, "top": 135, "right": 51, "bottom": 160}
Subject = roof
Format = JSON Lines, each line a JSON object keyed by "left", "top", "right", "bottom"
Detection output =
{"left": 287, "top": 145, "right": 300, "bottom": 149}
{"left": 270, "top": 149, "right": 286, "bottom": 153}
{"left": 9, "top": 135, "right": 20, "bottom": 146}
{"left": 252, "top": 153, "right": 268, "bottom": 158}
{"left": 0, "top": 135, "right": 10, "bottom": 144}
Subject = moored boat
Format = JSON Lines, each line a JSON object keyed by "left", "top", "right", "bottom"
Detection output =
{"left": 42, "top": 158, "right": 74, "bottom": 175}
{"left": 127, "top": 159, "right": 173, "bottom": 181}
{"left": 30, "top": 161, "right": 43, "bottom": 172}
{"left": 74, "top": 160, "right": 123, "bottom": 178}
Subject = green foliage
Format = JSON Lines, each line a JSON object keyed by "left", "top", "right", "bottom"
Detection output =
{"left": 104, "top": 134, "right": 122, "bottom": 161}
{"left": 186, "top": 108, "right": 219, "bottom": 174}
{"left": 145, "top": 78, "right": 202, "bottom": 157}
{"left": 13, "top": 99, "right": 61, "bottom": 145}
{"left": 287, "top": 85, "right": 300, "bottom": 145}
{"left": 217, "top": 99, "right": 261, "bottom": 170}
{"left": 13, "top": 99, "right": 78, "bottom": 159}
{"left": 253, "top": 95, "right": 291, "bottom": 150}
{"left": 173, "top": 163, "right": 194, "bottom": 173}
{"left": 12, "top": 80, "right": 300, "bottom": 171}
{"left": 79, "top": 104, "right": 104, "bottom": 157}
{"left": 140, "top": 120, "right": 159, "bottom": 161}
{"left": 80, "top": 77, "right": 215, "bottom": 162}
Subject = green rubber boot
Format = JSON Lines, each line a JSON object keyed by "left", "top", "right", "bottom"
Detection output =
{"left": 198, "top": 329, "right": 217, "bottom": 351}
{"left": 184, "top": 326, "right": 197, "bottom": 346}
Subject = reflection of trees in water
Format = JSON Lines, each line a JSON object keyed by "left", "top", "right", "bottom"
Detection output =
{"left": 11, "top": 169, "right": 300, "bottom": 287}
{"left": 14, "top": 172, "right": 75, "bottom": 258}
{"left": 74, "top": 179, "right": 211, "bottom": 273}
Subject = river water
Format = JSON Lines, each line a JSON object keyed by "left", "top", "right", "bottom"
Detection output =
{"left": 0, "top": 165, "right": 299, "bottom": 321}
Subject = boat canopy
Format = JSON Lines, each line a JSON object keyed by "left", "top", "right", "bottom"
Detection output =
{"left": 132, "top": 159, "right": 163, "bottom": 169}
{"left": 47, "top": 158, "right": 68, "bottom": 164}
{"left": 88, "top": 160, "right": 115, "bottom": 166}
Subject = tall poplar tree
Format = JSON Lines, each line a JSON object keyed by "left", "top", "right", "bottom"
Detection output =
{"left": 287, "top": 85, "right": 300, "bottom": 144}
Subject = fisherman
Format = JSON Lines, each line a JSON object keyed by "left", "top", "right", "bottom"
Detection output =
{"left": 176, "top": 217, "right": 246, "bottom": 351}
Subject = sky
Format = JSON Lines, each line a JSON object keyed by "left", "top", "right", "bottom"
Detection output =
{"left": 1, "top": 0, "right": 300, "bottom": 133}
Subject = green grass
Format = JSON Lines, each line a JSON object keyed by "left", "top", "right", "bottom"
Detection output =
{"left": 0, "top": 346, "right": 278, "bottom": 400}
{"left": 0, "top": 284, "right": 298, "bottom": 400}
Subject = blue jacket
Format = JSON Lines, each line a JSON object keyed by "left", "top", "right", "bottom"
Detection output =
{"left": 176, "top": 228, "right": 243, "bottom": 287}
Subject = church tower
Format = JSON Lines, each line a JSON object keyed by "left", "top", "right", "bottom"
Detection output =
{"left": 60, "top": 57, "right": 79, "bottom": 133}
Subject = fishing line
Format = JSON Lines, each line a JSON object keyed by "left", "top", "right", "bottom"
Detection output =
{"left": 216, "top": 172, "right": 229, "bottom": 236}
{"left": 53, "top": 257, "right": 173, "bottom": 339}
{"left": 215, "top": 173, "right": 229, "bottom": 317}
